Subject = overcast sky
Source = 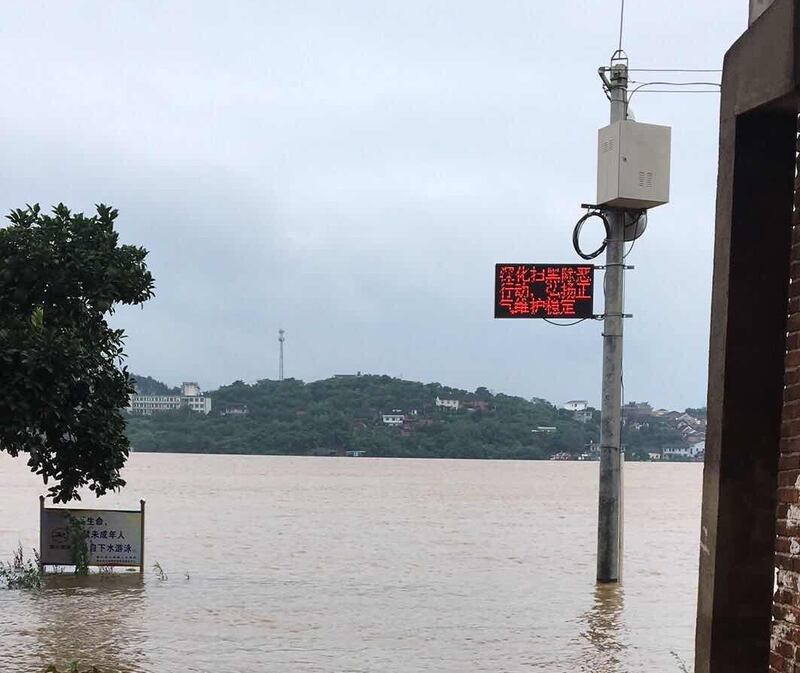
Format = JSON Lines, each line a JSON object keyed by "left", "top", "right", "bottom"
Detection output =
{"left": 0, "top": 2, "right": 747, "bottom": 409}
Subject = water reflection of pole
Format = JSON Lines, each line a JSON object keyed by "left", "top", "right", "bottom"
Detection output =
{"left": 580, "top": 583, "right": 626, "bottom": 673}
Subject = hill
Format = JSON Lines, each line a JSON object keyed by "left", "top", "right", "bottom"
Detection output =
{"left": 125, "top": 375, "right": 600, "bottom": 460}
{"left": 131, "top": 374, "right": 179, "bottom": 396}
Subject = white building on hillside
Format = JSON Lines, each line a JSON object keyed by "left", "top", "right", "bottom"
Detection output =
{"left": 663, "top": 444, "right": 704, "bottom": 460}
{"left": 221, "top": 403, "right": 248, "bottom": 416}
{"left": 563, "top": 400, "right": 589, "bottom": 412}
{"left": 381, "top": 411, "right": 405, "bottom": 426}
{"left": 435, "top": 397, "right": 460, "bottom": 411}
{"left": 129, "top": 394, "right": 182, "bottom": 414}
{"left": 181, "top": 381, "right": 201, "bottom": 397}
{"left": 183, "top": 394, "right": 212, "bottom": 414}
{"left": 128, "top": 381, "right": 212, "bottom": 415}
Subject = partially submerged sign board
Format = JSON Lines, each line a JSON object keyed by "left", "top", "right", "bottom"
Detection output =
{"left": 39, "top": 497, "right": 145, "bottom": 571}
{"left": 494, "top": 263, "right": 595, "bottom": 319}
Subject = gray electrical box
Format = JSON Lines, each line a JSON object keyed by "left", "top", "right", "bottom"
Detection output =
{"left": 597, "top": 120, "right": 671, "bottom": 210}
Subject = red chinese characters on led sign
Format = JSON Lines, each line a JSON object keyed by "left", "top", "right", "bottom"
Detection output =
{"left": 494, "top": 263, "right": 595, "bottom": 319}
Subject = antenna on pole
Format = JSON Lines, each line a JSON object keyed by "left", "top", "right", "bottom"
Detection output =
{"left": 278, "top": 329, "right": 285, "bottom": 381}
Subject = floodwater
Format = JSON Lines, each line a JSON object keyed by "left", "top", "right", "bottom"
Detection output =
{"left": 0, "top": 454, "right": 702, "bottom": 673}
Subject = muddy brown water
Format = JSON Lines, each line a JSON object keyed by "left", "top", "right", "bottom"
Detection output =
{"left": 0, "top": 453, "right": 701, "bottom": 672}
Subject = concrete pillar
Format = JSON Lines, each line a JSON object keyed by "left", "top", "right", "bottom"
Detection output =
{"left": 750, "top": 0, "right": 777, "bottom": 23}
{"left": 694, "top": 3, "right": 800, "bottom": 671}
{"left": 695, "top": 107, "right": 795, "bottom": 673}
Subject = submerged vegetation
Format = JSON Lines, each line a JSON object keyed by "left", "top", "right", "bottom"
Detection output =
{"left": 0, "top": 543, "right": 42, "bottom": 590}
{"left": 152, "top": 560, "right": 168, "bottom": 581}
{"left": 66, "top": 514, "right": 89, "bottom": 576}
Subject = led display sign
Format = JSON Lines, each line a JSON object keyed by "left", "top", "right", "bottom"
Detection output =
{"left": 494, "top": 263, "right": 595, "bottom": 319}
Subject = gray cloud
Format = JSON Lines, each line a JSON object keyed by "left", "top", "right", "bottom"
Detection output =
{"left": 0, "top": 1, "right": 747, "bottom": 409}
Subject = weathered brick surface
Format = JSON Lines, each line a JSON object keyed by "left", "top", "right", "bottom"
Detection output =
{"left": 773, "top": 122, "right": 800, "bottom": 668}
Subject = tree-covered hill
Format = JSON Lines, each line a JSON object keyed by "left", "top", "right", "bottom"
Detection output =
{"left": 131, "top": 374, "right": 179, "bottom": 396}
{"left": 125, "top": 375, "right": 600, "bottom": 459}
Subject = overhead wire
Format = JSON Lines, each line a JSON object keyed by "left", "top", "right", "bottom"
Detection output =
{"left": 625, "top": 80, "right": 720, "bottom": 114}
{"left": 543, "top": 318, "right": 589, "bottom": 327}
{"left": 623, "top": 236, "right": 636, "bottom": 260}
{"left": 628, "top": 79, "right": 719, "bottom": 84}
{"left": 627, "top": 68, "right": 721, "bottom": 73}
{"left": 628, "top": 80, "right": 720, "bottom": 99}
{"left": 633, "top": 90, "right": 720, "bottom": 94}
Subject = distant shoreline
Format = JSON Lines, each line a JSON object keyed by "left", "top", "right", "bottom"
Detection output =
{"left": 130, "top": 449, "right": 703, "bottom": 463}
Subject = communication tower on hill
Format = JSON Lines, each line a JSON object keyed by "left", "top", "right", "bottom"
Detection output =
{"left": 278, "top": 329, "right": 285, "bottom": 381}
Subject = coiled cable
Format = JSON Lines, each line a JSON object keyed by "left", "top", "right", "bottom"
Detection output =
{"left": 573, "top": 210, "right": 610, "bottom": 260}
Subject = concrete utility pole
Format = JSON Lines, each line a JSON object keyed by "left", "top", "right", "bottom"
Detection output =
{"left": 596, "top": 59, "right": 628, "bottom": 583}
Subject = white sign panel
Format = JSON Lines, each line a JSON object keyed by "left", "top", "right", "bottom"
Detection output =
{"left": 40, "top": 505, "right": 143, "bottom": 567}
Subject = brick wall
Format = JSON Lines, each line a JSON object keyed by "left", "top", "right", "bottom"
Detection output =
{"left": 771, "top": 121, "right": 800, "bottom": 673}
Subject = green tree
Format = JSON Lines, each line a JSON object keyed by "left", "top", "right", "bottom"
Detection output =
{"left": 131, "top": 373, "right": 179, "bottom": 396}
{"left": 0, "top": 204, "right": 154, "bottom": 502}
{"left": 127, "top": 375, "right": 601, "bottom": 460}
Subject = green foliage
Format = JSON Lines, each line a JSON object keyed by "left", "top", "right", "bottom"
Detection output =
{"left": 622, "top": 418, "right": 684, "bottom": 451}
{"left": 0, "top": 204, "right": 154, "bottom": 502}
{"left": 623, "top": 446, "right": 651, "bottom": 461}
{"left": 65, "top": 514, "right": 89, "bottom": 575}
{"left": 0, "top": 543, "right": 42, "bottom": 590}
{"left": 131, "top": 373, "right": 179, "bottom": 396}
{"left": 127, "top": 375, "right": 600, "bottom": 459}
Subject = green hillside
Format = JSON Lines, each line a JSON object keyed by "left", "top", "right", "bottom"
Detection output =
{"left": 125, "top": 375, "right": 601, "bottom": 459}
{"left": 131, "top": 374, "right": 179, "bottom": 396}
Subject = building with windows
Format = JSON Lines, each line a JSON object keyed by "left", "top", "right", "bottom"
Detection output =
{"left": 662, "top": 444, "right": 704, "bottom": 461}
{"left": 181, "top": 381, "right": 201, "bottom": 397}
{"left": 128, "top": 381, "right": 212, "bottom": 415}
{"left": 221, "top": 403, "right": 248, "bottom": 416}
{"left": 435, "top": 397, "right": 460, "bottom": 411}
{"left": 381, "top": 411, "right": 405, "bottom": 426}
{"left": 128, "top": 394, "right": 182, "bottom": 415}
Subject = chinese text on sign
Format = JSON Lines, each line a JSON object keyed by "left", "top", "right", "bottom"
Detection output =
{"left": 40, "top": 507, "right": 143, "bottom": 567}
{"left": 494, "top": 263, "right": 595, "bottom": 319}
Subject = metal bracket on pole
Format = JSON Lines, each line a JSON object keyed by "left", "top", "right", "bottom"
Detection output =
{"left": 594, "top": 314, "right": 633, "bottom": 320}
{"left": 580, "top": 203, "right": 640, "bottom": 217}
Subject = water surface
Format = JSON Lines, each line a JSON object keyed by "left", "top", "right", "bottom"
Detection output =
{"left": 0, "top": 454, "right": 701, "bottom": 672}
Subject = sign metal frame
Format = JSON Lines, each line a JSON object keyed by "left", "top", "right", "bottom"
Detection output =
{"left": 39, "top": 496, "right": 146, "bottom": 573}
